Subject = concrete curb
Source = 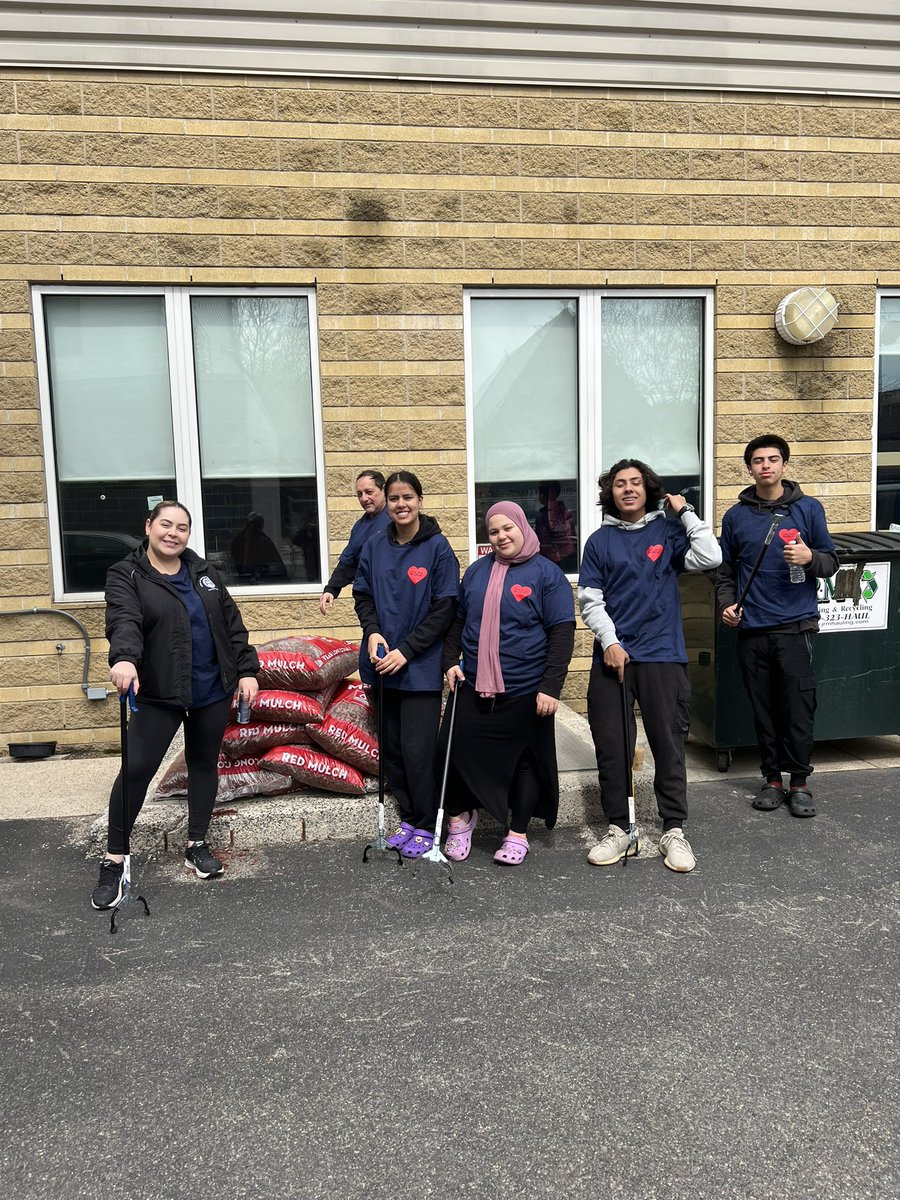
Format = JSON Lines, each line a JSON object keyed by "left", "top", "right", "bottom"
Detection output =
{"left": 83, "top": 703, "right": 664, "bottom": 853}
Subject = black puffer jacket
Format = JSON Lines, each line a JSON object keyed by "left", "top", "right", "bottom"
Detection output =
{"left": 105, "top": 545, "right": 259, "bottom": 707}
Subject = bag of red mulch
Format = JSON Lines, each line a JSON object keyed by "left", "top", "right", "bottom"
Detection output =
{"left": 260, "top": 744, "right": 366, "bottom": 796}
{"left": 155, "top": 753, "right": 190, "bottom": 797}
{"left": 247, "top": 688, "right": 330, "bottom": 725}
{"left": 154, "top": 752, "right": 295, "bottom": 803}
{"left": 306, "top": 681, "right": 378, "bottom": 775}
{"left": 257, "top": 635, "right": 358, "bottom": 691}
{"left": 213, "top": 755, "right": 297, "bottom": 803}
{"left": 220, "top": 721, "right": 310, "bottom": 759}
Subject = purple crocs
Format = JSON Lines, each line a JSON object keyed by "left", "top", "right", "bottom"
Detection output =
{"left": 385, "top": 821, "right": 414, "bottom": 851}
{"left": 400, "top": 829, "right": 434, "bottom": 858}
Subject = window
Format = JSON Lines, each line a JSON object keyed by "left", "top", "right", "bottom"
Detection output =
{"left": 876, "top": 295, "right": 900, "bottom": 529}
{"left": 465, "top": 290, "right": 711, "bottom": 569}
{"left": 34, "top": 286, "right": 325, "bottom": 598}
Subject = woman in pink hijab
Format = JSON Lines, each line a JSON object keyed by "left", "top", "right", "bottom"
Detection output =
{"left": 438, "top": 502, "right": 575, "bottom": 865}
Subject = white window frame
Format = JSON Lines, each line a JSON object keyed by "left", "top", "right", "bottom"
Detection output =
{"left": 33, "top": 284, "right": 327, "bottom": 603}
{"left": 874, "top": 291, "right": 900, "bottom": 527}
{"left": 463, "top": 287, "right": 715, "bottom": 571}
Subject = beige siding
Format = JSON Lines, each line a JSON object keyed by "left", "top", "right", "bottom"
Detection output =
{"left": 0, "top": 2, "right": 899, "bottom": 98}
{"left": 0, "top": 70, "right": 895, "bottom": 744}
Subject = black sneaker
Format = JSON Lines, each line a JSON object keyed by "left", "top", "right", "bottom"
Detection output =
{"left": 91, "top": 858, "right": 124, "bottom": 910}
{"left": 184, "top": 841, "right": 224, "bottom": 879}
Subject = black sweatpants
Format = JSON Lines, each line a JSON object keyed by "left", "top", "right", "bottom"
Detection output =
{"left": 587, "top": 660, "right": 691, "bottom": 831}
{"left": 736, "top": 628, "right": 817, "bottom": 783}
{"left": 379, "top": 688, "right": 442, "bottom": 830}
{"left": 106, "top": 695, "right": 231, "bottom": 854}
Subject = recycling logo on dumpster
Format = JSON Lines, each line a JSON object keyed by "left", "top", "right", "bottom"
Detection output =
{"left": 818, "top": 561, "right": 890, "bottom": 633}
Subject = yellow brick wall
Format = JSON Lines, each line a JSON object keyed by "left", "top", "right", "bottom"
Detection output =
{"left": 1, "top": 69, "right": 897, "bottom": 742}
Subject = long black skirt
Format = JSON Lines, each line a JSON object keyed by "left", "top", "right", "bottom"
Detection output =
{"left": 436, "top": 682, "right": 560, "bottom": 829}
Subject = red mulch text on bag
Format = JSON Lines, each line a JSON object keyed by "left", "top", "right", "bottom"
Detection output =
{"left": 257, "top": 635, "right": 358, "bottom": 691}
{"left": 260, "top": 744, "right": 366, "bottom": 796}
{"left": 306, "top": 681, "right": 378, "bottom": 774}
{"left": 220, "top": 721, "right": 310, "bottom": 759}
{"left": 249, "top": 689, "right": 327, "bottom": 725}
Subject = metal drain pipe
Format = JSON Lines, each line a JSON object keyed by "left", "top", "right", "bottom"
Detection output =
{"left": 0, "top": 607, "right": 108, "bottom": 699}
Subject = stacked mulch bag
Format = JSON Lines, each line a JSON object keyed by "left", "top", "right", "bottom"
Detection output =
{"left": 154, "top": 635, "right": 380, "bottom": 804}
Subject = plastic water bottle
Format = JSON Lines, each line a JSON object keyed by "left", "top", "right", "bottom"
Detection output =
{"left": 788, "top": 542, "right": 805, "bottom": 584}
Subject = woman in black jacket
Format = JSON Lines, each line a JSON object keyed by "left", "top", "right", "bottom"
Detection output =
{"left": 91, "top": 500, "right": 259, "bottom": 910}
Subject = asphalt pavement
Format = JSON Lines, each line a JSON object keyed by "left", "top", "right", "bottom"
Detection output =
{"left": 1, "top": 769, "right": 897, "bottom": 1200}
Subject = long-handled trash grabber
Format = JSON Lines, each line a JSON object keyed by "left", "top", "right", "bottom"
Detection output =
{"left": 110, "top": 683, "right": 150, "bottom": 934}
{"left": 363, "top": 644, "right": 402, "bottom": 865}
{"left": 419, "top": 681, "right": 458, "bottom": 882}
{"left": 621, "top": 672, "right": 639, "bottom": 867}
{"left": 735, "top": 510, "right": 786, "bottom": 611}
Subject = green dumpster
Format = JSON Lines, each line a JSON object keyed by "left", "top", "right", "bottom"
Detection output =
{"left": 681, "top": 531, "right": 900, "bottom": 771}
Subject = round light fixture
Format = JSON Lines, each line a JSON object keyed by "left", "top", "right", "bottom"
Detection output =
{"left": 775, "top": 287, "right": 839, "bottom": 345}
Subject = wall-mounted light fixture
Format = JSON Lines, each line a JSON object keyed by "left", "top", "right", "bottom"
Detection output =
{"left": 775, "top": 287, "right": 839, "bottom": 345}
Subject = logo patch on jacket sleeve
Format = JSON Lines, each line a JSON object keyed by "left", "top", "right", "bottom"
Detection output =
{"left": 199, "top": 575, "right": 218, "bottom": 590}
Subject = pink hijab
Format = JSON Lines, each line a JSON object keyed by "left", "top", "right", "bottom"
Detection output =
{"left": 475, "top": 502, "right": 541, "bottom": 697}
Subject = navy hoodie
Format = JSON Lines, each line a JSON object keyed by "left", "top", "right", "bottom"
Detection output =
{"left": 716, "top": 480, "right": 838, "bottom": 631}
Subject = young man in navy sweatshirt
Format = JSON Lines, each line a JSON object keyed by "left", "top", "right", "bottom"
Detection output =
{"left": 715, "top": 435, "right": 838, "bottom": 817}
{"left": 579, "top": 459, "right": 722, "bottom": 872}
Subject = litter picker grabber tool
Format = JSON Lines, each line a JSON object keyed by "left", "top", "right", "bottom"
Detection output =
{"left": 735, "top": 510, "right": 786, "bottom": 611}
{"left": 620, "top": 673, "right": 639, "bottom": 867}
{"left": 418, "top": 681, "right": 458, "bottom": 882}
{"left": 110, "top": 684, "right": 150, "bottom": 934}
{"left": 363, "top": 644, "right": 402, "bottom": 865}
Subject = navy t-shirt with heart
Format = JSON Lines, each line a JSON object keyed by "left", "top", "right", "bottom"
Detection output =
{"left": 579, "top": 516, "right": 691, "bottom": 663}
{"left": 355, "top": 529, "right": 460, "bottom": 691}
{"left": 458, "top": 552, "right": 575, "bottom": 696}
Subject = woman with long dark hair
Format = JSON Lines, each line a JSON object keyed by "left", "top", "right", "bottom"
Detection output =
{"left": 353, "top": 471, "right": 459, "bottom": 857}
{"left": 91, "top": 500, "right": 259, "bottom": 909}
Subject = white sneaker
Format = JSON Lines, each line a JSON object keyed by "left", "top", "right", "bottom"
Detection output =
{"left": 587, "top": 825, "right": 635, "bottom": 866}
{"left": 658, "top": 828, "right": 696, "bottom": 873}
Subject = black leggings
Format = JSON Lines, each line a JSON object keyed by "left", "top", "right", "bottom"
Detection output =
{"left": 106, "top": 696, "right": 231, "bottom": 854}
{"left": 378, "top": 688, "right": 442, "bottom": 830}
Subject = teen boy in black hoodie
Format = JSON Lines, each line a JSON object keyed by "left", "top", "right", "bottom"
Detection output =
{"left": 716, "top": 436, "right": 838, "bottom": 817}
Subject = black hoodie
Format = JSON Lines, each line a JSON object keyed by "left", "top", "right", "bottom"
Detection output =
{"left": 715, "top": 480, "right": 839, "bottom": 631}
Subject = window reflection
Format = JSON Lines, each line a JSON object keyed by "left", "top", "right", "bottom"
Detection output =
{"left": 471, "top": 297, "right": 580, "bottom": 569}
{"left": 191, "top": 295, "right": 321, "bottom": 586}
{"left": 877, "top": 297, "right": 900, "bottom": 528}
{"left": 601, "top": 297, "right": 703, "bottom": 508}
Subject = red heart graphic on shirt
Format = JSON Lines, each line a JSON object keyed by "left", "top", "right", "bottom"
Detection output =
{"left": 646, "top": 544, "right": 664, "bottom": 562}
{"left": 407, "top": 566, "right": 428, "bottom": 584}
{"left": 778, "top": 528, "right": 800, "bottom": 544}
{"left": 510, "top": 585, "right": 532, "bottom": 602}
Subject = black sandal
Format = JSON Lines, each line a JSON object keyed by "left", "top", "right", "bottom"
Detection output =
{"left": 788, "top": 786, "right": 816, "bottom": 818}
{"left": 752, "top": 783, "right": 785, "bottom": 811}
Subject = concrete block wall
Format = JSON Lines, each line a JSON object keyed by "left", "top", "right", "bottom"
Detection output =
{"left": 0, "top": 69, "right": 897, "bottom": 743}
